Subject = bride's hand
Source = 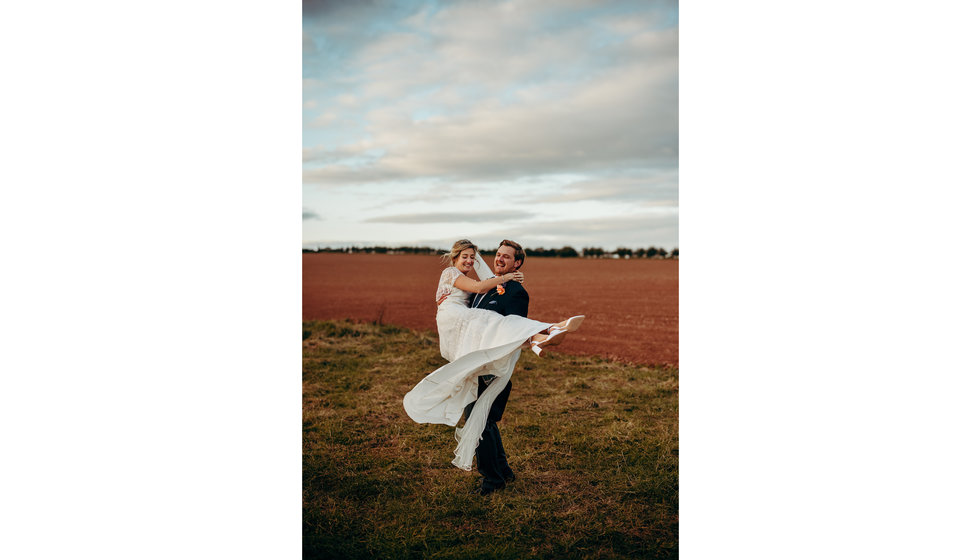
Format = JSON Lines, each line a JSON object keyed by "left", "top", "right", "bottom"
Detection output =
{"left": 513, "top": 271, "right": 524, "bottom": 284}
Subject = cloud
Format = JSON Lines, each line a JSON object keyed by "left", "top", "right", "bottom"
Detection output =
{"left": 303, "top": 0, "right": 379, "bottom": 19}
{"left": 309, "top": 111, "right": 338, "bottom": 128}
{"left": 303, "top": 1, "right": 677, "bottom": 185}
{"left": 361, "top": 183, "right": 470, "bottom": 210}
{"left": 365, "top": 210, "right": 536, "bottom": 224}
{"left": 302, "top": 142, "right": 377, "bottom": 164}
{"left": 481, "top": 210, "right": 679, "bottom": 251}
{"left": 392, "top": 207, "right": 678, "bottom": 252}
{"left": 303, "top": 1, "right": 679, "bottom": 250}
{"left": 523, "top": 171, "right": 678, "bottom": 206}
{"left": 303, "top": 59, "right": 677, "bottom": 183}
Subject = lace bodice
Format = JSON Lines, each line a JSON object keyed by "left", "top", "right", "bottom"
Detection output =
{"left": 435, "top": 266, "right": 471, "bottom": 308}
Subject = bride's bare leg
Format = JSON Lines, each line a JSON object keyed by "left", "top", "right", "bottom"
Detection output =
{"left": 527, "top": 333, "right": 552, "bottom": 356}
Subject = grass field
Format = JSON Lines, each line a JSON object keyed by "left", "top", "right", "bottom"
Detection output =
{"left": 303, "top": 320, "right": 679, "bottom": 559}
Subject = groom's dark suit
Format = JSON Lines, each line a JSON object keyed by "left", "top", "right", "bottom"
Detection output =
{"left": 464, "top": 279, "right": 529, "bottom": 492}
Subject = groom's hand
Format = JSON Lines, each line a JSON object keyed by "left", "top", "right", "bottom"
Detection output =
{"left": 436, "top": 293, "right": 448, "bottom": 307}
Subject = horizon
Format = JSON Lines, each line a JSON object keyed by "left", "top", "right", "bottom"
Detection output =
{"left": 301, "top": 240, "right": 679, "bottom": 253}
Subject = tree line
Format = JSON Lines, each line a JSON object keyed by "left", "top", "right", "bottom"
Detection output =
{"left": 303, "top": 245, "right": 678, "bottom": 259}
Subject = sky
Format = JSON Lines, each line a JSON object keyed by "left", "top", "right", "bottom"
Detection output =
{"left": 303, "top": 0, "right": 678, "bottom": 252}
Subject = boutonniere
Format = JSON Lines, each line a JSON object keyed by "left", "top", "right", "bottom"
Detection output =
{"left": 496, "top": 284, "right": 505, "bottom": 295}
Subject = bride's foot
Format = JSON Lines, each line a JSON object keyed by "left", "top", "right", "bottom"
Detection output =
{"left": 543, "top": 325, "right": 568, "bottom": 346}
{"left": 555, "top": 315, "right": 586, "bottom": 333}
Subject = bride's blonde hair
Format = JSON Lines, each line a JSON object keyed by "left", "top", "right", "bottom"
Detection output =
{"left": 441, "top": 239, "right": 478, "bottom": 267}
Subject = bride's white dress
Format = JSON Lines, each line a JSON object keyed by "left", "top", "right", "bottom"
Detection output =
{"left": 403, "top": 264, "right": 550, "bottom": 471}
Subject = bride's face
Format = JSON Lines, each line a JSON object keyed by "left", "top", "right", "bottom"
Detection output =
{"left": 455, "top": 248, "right": 476, "bottom": 273}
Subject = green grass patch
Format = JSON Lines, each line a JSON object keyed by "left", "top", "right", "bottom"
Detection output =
{"left": 303, "top": 320, "right": 678, "bottom": 559}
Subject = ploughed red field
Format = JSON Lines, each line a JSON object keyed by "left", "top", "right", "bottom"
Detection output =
{"left": 303, "top": 253, "right": 678, "bottom": 367}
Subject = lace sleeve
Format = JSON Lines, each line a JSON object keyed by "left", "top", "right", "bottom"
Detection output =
{"left": 435, "top": 267, "right": 462, "bottom": 301}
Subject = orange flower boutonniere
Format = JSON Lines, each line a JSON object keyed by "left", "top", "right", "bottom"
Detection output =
{"left": 496, "top": 284, "right": 506, "bottom": 295}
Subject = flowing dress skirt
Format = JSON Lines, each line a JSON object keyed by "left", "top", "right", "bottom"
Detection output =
{"left": 403, "top": 303, "right": 550, "bottom": 470}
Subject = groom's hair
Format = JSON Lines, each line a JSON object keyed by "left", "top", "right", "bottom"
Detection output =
{"left": 499, "top": 239, "right": 525, "bottom": 270}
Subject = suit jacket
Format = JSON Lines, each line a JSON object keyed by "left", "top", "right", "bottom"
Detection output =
{"left": 471, "top": 279, "right": 529, "bottom": 318}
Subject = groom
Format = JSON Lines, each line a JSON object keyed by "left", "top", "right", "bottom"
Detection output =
{"left": 464, "top": 239, "right": 528, "bottom": 496}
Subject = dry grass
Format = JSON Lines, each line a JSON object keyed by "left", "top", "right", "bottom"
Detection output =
{"left": 303, "top": 320, "right": 678, "bottom": 559}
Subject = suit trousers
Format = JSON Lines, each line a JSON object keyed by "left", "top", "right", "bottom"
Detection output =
{"left": 463, "top": 374, "right": 515, "bottom": 490}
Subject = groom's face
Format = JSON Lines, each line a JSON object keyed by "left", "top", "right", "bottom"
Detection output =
{"left": 494, "top": 246, "right": 521, "bottom": 275}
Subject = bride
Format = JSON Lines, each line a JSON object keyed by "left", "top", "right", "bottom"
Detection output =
{"left": 403, "top": 239, "right": 585, "bottom": 471}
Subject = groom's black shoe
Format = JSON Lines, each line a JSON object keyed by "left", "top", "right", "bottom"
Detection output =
{"left": 471, "top": 482, "right": 505, "bottom": 496}
{"left": 504, "top": 472, "right": 516, "bottom": 483}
